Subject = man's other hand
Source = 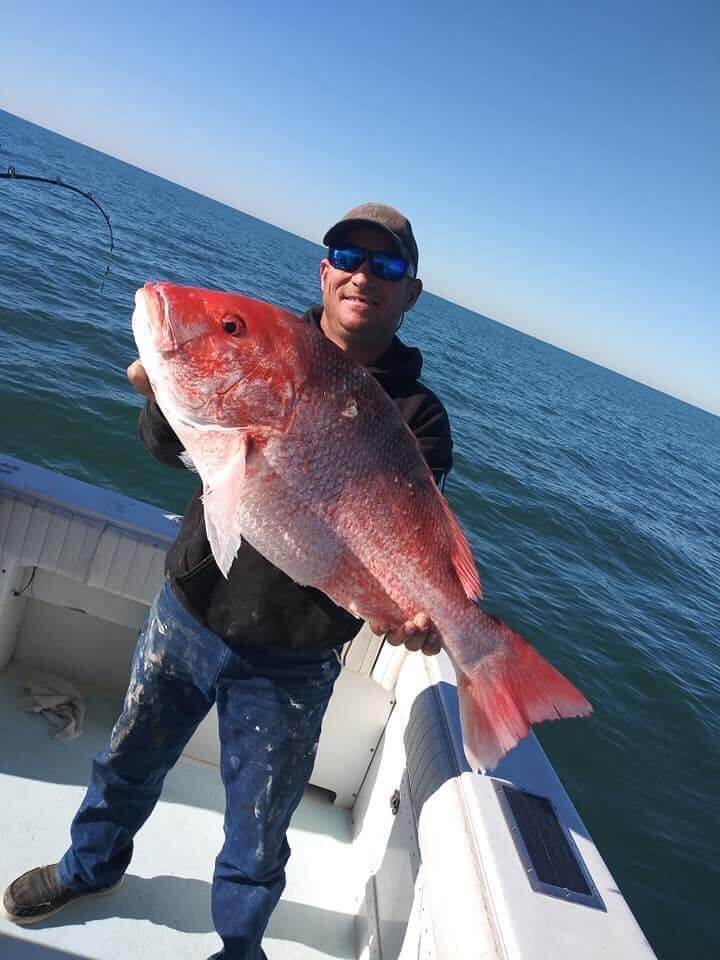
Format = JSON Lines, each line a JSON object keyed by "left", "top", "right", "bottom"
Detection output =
{"left": 368, "top": 612, "right": 442, "bottom": 656}
{"left": 127, "top": 359, "right": 156, "bottom": 400}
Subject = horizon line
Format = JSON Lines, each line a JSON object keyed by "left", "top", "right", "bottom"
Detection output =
{"left": 1, "top": 105, "right": 717, "bottom": 421}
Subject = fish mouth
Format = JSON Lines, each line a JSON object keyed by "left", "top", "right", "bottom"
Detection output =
{"left": 134, "top": 283, "right": 177, "bottom": 354}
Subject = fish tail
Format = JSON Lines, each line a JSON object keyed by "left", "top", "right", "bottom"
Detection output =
{"left": 456, "top": 614, "right": 592, "bottom": 773}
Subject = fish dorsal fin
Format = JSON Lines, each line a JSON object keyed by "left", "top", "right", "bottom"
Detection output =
{"left": 439, "top": 494, "right": 483, "bottom": 601}
{"left": 202, "top": 432, "right": 253, "bottom": 578}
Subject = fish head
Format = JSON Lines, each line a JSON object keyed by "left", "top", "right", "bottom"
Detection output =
{"left": 132, "top": 282, "right": 303, "bottom": 429}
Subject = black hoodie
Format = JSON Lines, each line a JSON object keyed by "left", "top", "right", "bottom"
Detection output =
{"left": 138, "top": 306, "right": 453, "bottom": 653}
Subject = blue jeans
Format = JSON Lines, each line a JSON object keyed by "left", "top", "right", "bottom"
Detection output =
{"left": 58, "top": 579, "right": 341, "bottom": 960}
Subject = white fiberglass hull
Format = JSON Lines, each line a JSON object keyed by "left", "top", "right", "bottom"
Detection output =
{"left": 0, "top": 453, "right": 655, "bottom": 959}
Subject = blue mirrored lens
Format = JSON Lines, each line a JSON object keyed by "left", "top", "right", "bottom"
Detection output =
{"left": 371, "top": 254, "right": 407, "bottom": 281}
{"left": 329, "top": 247, "right": 365, "bottom": 271}
{"left": 329, "top": 246, "right": 410, "bottom": 282}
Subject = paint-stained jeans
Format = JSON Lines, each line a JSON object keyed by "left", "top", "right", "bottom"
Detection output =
{"left": 58, "top": 579, "right": 341, "bottom": 960}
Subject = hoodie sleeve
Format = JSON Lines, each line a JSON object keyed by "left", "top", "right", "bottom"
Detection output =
{"left": 137, "top": 399, "right": 188, "bottom": 470}
{"left": 398, "top": 389, "right": 454, "bottom": 489}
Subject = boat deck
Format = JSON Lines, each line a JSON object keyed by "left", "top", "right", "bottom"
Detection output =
{"left": 0, "top": 663, "right": 358, "bottom": 960}
{"left": 0, "top": 454, "right": 659, "bottom": 960}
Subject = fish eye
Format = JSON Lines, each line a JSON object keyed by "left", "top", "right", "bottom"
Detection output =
{"left": 221, "top": 315, "right": 246, "bottom": 335}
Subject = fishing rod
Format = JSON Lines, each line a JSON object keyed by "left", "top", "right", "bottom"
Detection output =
{"left": 0, "top": 165, "right": 114, "bottom": 292}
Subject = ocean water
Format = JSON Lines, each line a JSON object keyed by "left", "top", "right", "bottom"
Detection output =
{"left": 1, "top": 108, "right": 718, "bottom": 958}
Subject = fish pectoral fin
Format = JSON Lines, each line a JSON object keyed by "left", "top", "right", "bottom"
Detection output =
{"left": 202, "top": 432, "right": 254, "bottom": 578}
{"left": 178, "top": 450, "right": 198, "bottom": 472}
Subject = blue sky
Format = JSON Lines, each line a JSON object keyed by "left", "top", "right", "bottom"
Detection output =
{"left": 1, "top": 1, "right": 718, "bottom": 413}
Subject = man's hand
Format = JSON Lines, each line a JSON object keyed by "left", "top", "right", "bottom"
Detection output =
{"left": 368, "top": 612, "right": 442, "bottom": 656}
{"left": 127, "top": 359, "right": 156, "bottom": 401}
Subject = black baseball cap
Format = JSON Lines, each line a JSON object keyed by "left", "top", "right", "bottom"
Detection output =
{"left": 323, "top": 203, "right": 419, "bottom": 276}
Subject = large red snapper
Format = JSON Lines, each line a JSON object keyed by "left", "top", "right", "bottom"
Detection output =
{"left": 132, "top": 281, "right": 591, "bottom": 771}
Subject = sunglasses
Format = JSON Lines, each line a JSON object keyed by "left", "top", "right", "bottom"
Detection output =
{"left": 328, "top": 245, "right": 414, "bottom": 282}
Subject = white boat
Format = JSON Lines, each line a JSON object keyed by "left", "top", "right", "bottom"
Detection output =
{"left": 0, "top": 452, "right": 655, "bottom": 959}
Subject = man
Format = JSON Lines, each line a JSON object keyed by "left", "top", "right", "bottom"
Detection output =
{"left": 3, "top": 203, "right": 453, "bottom": 958}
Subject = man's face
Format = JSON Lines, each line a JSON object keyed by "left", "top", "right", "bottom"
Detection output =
{"left": 319, "top": 226, "right": 422, "bottom": 347}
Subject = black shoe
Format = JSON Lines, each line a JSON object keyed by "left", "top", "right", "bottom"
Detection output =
{"left": 2, "top": 863, "right": 123, "bottom": 925}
